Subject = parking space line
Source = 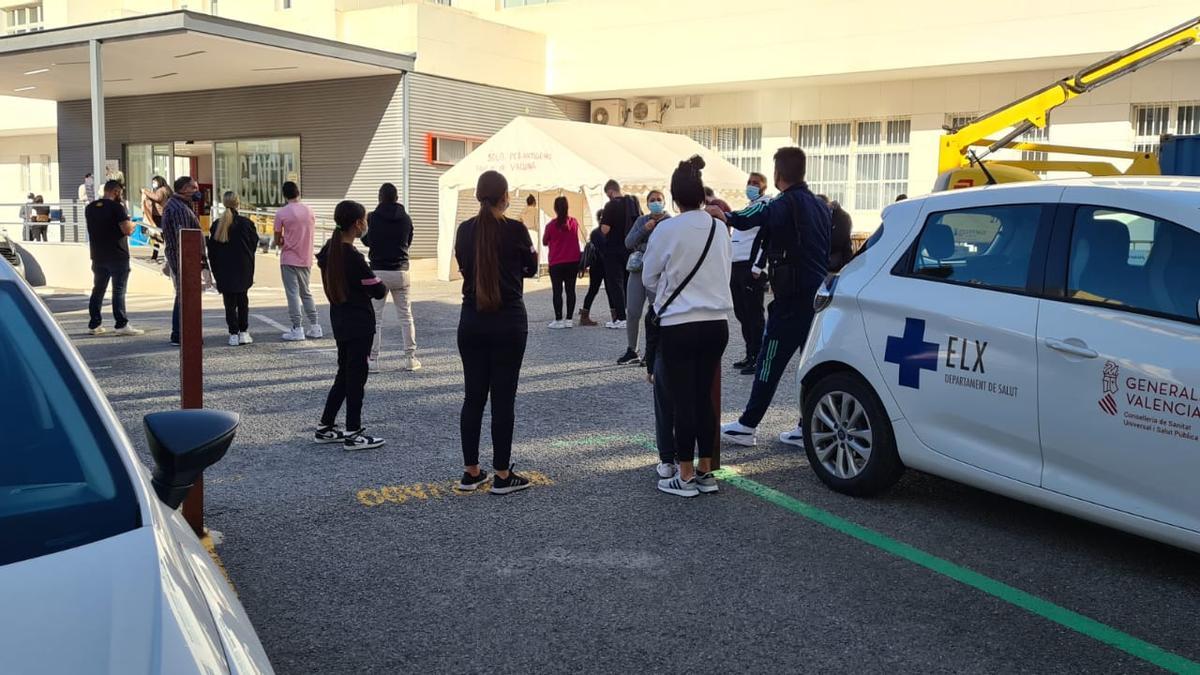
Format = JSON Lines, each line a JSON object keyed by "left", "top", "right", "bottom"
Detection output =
{"left": 713, "top": 467, "right": 1200, "bottom": 674}
{"left": 252, "top": 313, "right": 290, "bottom": 332}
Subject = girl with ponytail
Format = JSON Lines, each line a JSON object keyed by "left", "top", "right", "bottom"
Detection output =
{"left": 314, "top": 200, "right": 389, "bottom": 451}
{"left": 205, "top": 191, "right": 259, "bottom": 346}
{"left": 452, "top": 170, "right": 538, "bottom": 495}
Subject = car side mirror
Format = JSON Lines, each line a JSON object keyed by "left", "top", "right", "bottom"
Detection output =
{"left": 143, "top": 410, "right": 239, "bottom": 509}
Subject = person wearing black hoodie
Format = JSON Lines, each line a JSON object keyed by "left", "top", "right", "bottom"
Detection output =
{"left": 314, "top": 200, "right": 389, "bottom": 451}
{"left": 362, "top": 183, "right": 420, "bottom": 372}
{"left": 206, "top": 191, "right": 259, "bottom": 346}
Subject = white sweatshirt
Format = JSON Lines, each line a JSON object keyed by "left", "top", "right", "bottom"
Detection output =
{"left": 642, "top": 209, "right": 733, "bottom": 327}
{"left": 729, "top": 193, "right": 772, "bottom": 263}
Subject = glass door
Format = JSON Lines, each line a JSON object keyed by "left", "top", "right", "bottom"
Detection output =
{"left": 124, "top": 143, "right": 173, "bottom": 220}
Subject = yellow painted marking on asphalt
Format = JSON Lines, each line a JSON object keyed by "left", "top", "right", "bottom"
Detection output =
{"left": 357, "top": 471, "right": 555, "bottom": 506}
{"left": 200, "top": 532, "right": 234, "bottom": 591}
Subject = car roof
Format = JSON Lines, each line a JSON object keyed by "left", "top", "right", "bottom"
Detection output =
{"left": 914, "top": 176, "right": 1200, "bottom": 209}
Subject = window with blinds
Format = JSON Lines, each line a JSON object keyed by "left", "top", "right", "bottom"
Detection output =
{"left": 1133, "top": 103, "right": 1200, "bottom": 154}
{"left": 794, "top": 118, "right": 910, "bottom": 210}
{"left": 668, "top": 125, "right": 762, "bottom": 173}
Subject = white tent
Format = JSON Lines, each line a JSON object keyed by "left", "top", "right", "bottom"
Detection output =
{"left": 436, "top": 116, "right": 750, "bottom": 280}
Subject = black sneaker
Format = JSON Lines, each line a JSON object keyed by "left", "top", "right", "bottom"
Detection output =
{"left": 490, "top": 469, "right": 532, "bottom": 495}
{"left": 457, "top": 470, "right": 489, "bottom": 491}
{"left": 343, "top": 429, "right": 385, "bottom": 450}
{"left": 740, "top": 361, "right": 759, "bottom": 376}
{"left": 732, "top": 356, "right": 751, "bottom": 369}
{"left": 616, "top": 348, "right": 640, "bottom": 365}
{"left": 314, "top": 424, "right": 346, "bottom": 444}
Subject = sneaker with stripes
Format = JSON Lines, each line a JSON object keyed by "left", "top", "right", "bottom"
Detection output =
{"left": 657, "top": 475, "right": 699, "bottom": 498}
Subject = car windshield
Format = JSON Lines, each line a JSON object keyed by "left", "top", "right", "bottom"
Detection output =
{"left": 0, "top": 282, "right": 140, "bottom": 566}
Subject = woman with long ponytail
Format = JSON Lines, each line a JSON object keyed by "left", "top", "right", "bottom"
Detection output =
{"left": 314, "top": 200, "right": 389, "bottom": 451}
{"left": 453, "top": 170, "right": 538, "bottom": 495}
{"left": 205, "top": 191, "right": 259, "bottom": 346}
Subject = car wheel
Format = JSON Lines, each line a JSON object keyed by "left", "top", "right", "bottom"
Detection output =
{"left": 803, "top": 371, "right": 903, "bottom": 496}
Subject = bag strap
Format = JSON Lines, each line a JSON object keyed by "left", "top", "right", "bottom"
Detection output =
{"left": 657, "top": 217, "right": 717, "bottom": 319}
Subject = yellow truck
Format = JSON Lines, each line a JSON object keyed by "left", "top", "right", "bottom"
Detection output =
{"left": 935, "top": 17, "right": 1200, "bottom": 191}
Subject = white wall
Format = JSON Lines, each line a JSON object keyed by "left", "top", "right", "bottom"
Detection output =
{"left": 0, "top": 133, "right": 58, "bottom": 205}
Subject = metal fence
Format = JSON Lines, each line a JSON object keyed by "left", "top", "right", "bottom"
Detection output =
{"left": 1, "top": 201, "right": 90, "bottom": 243}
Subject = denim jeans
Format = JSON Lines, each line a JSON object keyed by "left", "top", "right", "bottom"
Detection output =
{"left": 88, "top": 260, "right": 131, "bottom": 330}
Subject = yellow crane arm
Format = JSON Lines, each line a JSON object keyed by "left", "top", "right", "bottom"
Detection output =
{"left": 938, "top": 16, "right": 1200, "bottom": 173}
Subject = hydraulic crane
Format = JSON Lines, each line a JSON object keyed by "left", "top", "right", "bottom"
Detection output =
{"left": 935, "top": 16, "right": 1200, "bottom": 191}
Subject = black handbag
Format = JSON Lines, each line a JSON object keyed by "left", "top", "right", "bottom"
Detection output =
{"left": 648, "top": 217, "right": 717, "bottom": 328}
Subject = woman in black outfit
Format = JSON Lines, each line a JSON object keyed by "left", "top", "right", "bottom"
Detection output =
{"left": 314, "top": 200, "right": 389, "bottom": 451}
{"left": 578, "top": 210, "right": 607, "bottom": 327}
{"left": 206, "top": 191, "right": 259, "bottom": 347}
{"left": 454, "top": 171, "right": 538, "bottom": 495}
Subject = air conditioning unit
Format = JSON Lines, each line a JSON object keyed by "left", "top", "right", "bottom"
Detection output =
{"left": 630, "top": 98, "right": 664, "bottom": 125}
{"left": 590, "top": 99, "right": 627, "bottom": 126}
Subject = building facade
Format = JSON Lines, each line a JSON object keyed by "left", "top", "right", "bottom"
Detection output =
{"left": 3, "top": 0, "right": 1199, "bottom": 237}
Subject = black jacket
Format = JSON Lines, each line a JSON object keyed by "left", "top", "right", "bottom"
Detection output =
{"left": 316, "top": 241, "right": 388, "bottom": 340}
{"left": 726, "top": 183, "right": 830, "bottom": 301}
{"left": 454, "top": 216, "right": 537, "bottom": 332}
{"left": 205, "top": 213, "right": 258, "bottom": 294}
{"left": 829, "top": 205, "right": 854, "bottom": 273}
{"left": 362, "top": 203, "right": 413, "bottom": 271}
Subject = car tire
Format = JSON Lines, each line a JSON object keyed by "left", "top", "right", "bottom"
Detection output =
{"left": 803, "top": 371, "right": 904, "bottom": 496}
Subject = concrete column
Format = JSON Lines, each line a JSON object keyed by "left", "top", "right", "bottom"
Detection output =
{"left": 89, "top": 39, "right": 106, "bottom": 188}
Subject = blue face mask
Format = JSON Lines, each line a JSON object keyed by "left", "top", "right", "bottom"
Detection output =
{"left": 648, "top": 201, "right": 665, "bottom": 214}
{"left": 746, "top": 185, "right": 761, "bottom": 200}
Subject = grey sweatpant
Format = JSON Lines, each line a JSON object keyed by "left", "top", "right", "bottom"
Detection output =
{"left": 626, "top": 268, "right": 648, "bottom": 352}
{"left": 281, "top": 264, "right": 319, "bottom": 330}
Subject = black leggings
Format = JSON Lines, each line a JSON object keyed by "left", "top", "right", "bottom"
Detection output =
{"left": 222, "top": 291, "right": 249, "bottom": 334}
{"left": 549, "top": 262, "right": 579, "bottom": 321}
{"left": 582, "top": 260, "right": 606, "bottom": 313}
{"left": 602, "top": 252, "right": 627, "bottom": 320}
{"left": 660, "top": 320, "right": 728, "bottom": 464}
{"left": 321, "top": 335, "right": 373, "bottom": 432}
{"left": 458, "top": 328, "right": 527, "bottom": 471}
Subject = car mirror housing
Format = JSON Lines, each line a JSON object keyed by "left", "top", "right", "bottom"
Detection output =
{"left": 143, "top": 410, "right": 239, "bottom": 509}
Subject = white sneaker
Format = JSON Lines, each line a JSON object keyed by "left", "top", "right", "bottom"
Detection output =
{"left": 344, "top": 429, "right": 385, "bottom": 451}
{"left": 564, "top": 320, "right": 575, "bottom": 329}
{"left": 604, "top": 320, "right": 620, "bottom": 329}
{"left": 779, "top": 426, "right": 806, "bottom": 449}
{"left": 305, "top": 325, "right": 324, "bottom": 339}
{"left": 403, "top": 355, "right": 423, "bottom": 372}
{"left": 547, "top": 320, "right": 565, "bottom": 329}
{"left": 720, "top": 420, "right": 758, "bottom": 447}
{"left": 656, "top": 462, "right": 677, "bottom": 479}
{"left": 615, "top": 319, "right": 628, "bottom": 329}
{"left": 239, "top": 331, "right": 253, "bottom": 345}
{"left": 89, "top": 326, "right": 108, "bottom": 336}
{"left": 657, "top": 475, "right": 699, "bottom": 498}
{"left": 115, "top": 325, "right": 144, "bottom": 336}
{"left": 228, "top": 334, "right": 240, "bottom": 347}
{"left": 281, "top": 327, "right": 306, "bottom": 341}
{"left": 368, "top": 358, "right": 380, "bottom": 373}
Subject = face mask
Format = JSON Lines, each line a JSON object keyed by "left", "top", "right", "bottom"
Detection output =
{"left": 648, "top": 201, "right": 665, "bottom": 215}
{"left": 746, "top": 185, "right": 761, "bottom": 200}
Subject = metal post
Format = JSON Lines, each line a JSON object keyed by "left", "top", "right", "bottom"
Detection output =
{"left": 88, "top": 40, "right": 106, "bottom": 190}
{"left": 401, "top": 73, "right": 411, "bottom": 206}
{"left": 179, "top": 228, "right": 205, "bottom": 536}
{"left": 711, "top": 364, "right": 721, "bottom": 470}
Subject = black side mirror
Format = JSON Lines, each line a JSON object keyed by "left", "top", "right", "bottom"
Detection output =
{"left": 143, "top": 410, "right": 239, "bottom": 509}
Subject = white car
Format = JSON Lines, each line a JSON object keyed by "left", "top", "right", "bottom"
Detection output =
{"left": 797, "top": 177, "right": 1200, "bottom": 552}
{"left": 0, "top": 259, "right": 274, "bottom": 673}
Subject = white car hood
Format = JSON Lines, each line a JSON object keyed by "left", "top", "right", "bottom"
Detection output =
{"left": 0, "top": 525, "right": 230, "bottom": 674}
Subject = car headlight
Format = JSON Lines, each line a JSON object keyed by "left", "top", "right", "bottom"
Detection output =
{"left": 813, "top": 273, "right": 838, "bottom": 313}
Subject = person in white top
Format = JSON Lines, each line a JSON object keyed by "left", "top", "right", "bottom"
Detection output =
{"left": 729, "top": 171, "right": 772, "bottom": 374}
{"left": 641, "top": 155, "right": 734, "bottom": 498}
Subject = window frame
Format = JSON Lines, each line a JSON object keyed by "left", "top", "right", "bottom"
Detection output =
{"left": 1131, "top": 102, "right": 1200, "bottom": 154}
{"left": 792, "top": 117, "right": 911, "bottom": 212}
{"left": 891, "top": 202, "right": 1056, "bottom": 300}
{"left": 1043, "top": 203, "right": 1200, "bottom": 327}
{"left": 667, "top": 125, "right": 763, "bottom": 173}
{"left": 4, "top": 3, "right": 43, "bottom": 35}
{"left": 426, "top": 132, "right": 485, "bottom": 167}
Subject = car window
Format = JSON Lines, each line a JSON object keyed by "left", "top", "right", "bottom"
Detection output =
{"left": 910, "top": 205, "right": 1044, "bottom": 292}
{"left": 1067, "top": 207, "right": 1200, "bottom": 323}
{"left": 0, "top": 283, "right": 140, "bottom": 566}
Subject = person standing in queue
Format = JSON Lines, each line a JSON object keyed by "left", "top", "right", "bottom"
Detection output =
{"left": 453, "top": 170, "right": 537, "bottom": 495}
{"left": 643, "top": 156, "right": 733, "bottom": 498}
{"left": 206, "top": 191, "right": 259, "bottom": 347}
{"left": 275, "top": 181, "right": 323, "bottom": 342}
{"left": 827, "top": 196, "right": 855, "bottom": 273}
{"left": 363, "top": 182, "right": 420, "bottom": 372}
{"left": 85, "top": 179, "right": 144, "bottom": 337}
{"left": 314, "top": 200, "right": 389, "bottom": 451}
{"left": 618, "top": 189, "right": 670, "bottom": 365}
{"left": 599, "top": 180, "right": 640, "bottom": 329}
{"left": 730, "top": 172, "right": 772, "bottom": 375}
{"left": 712, "top": 147, "right": 830, "bottom": 449}
{"left": 161, "top": 175, "right": 204, "bottom": 346}
{"left": 578, "top": 210, "right": 608, "bottom": 327}
{"left": 542, "top": 196, "right": 581, "bottom": 329}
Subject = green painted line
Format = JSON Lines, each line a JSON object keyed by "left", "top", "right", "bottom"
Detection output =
{"left": 551, "top": 434, "right": 652, "bottom": 449}
{"left": 711, "top": 467, "right": 1200, "bottom": 674}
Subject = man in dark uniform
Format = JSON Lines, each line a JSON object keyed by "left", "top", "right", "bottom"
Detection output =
{"left": 710, "top": 147, "right": 830, "bottom": 449}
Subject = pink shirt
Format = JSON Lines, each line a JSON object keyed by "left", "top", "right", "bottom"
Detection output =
{"left": 274, "top": 200, "right": 316, "bottom": 268}
{"left": 542, "top": 217, "right": 581, "bottom": 266}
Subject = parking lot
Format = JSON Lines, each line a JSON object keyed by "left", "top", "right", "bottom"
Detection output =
{"left": 48, "top": 279, "right": 1200, "bottom": 674}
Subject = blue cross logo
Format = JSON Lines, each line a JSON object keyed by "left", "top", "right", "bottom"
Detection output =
{"left": 884, "top": 318, "right": 939, "bottom": 389}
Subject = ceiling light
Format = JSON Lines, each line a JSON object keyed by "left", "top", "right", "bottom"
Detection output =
{"left": 104, "top": 78, "right": 133, "bottom": 83}
{"left": 23, "top": 68, "right": 50, "bottom": 76}
{"left": 52, "top": 60, "right": 88, "bottom": 66}
{"left": 252, "top": 66, "right": 299, "bottom": 72}
{"left": 174, "top": 50, "right": 207, "bottom": 59}
{"left": 13, "top": 86, "right": 36, "bottom": 92}
{"left": 151, "top": 72, "right": 178, "bottom": 79}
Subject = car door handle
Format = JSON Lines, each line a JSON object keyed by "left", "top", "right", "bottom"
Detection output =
{"left": 1045, "top": 337, "right": 1099, "bottom": 359}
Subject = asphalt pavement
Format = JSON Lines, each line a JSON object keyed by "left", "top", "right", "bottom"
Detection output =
{"left": 48, "top": 277, "right": 1200, "bottom": 675}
